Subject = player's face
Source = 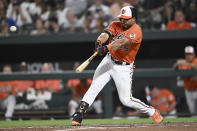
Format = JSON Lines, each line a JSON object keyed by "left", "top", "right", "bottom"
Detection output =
{"left": 120, "top": 17, "right": 135, "bottom": 30}
{"left": 185, "top": 53, "right": 195, "bottom": 63}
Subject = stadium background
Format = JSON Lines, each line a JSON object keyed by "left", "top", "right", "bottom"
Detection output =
{"left": 0, "top": 0, "right": 197, "bottom": 120}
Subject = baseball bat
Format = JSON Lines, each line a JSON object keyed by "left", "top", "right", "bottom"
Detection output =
{"left": 76, "top": 51, "right": 98, "bottom": 73}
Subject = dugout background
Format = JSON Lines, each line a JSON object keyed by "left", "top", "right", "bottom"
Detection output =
{"left": 0, "top": 29, "right": 196, "bottom": 116}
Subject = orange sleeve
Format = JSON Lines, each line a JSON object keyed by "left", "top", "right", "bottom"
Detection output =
{"left": 104, "top": 21, "right": 117, "bottom": 36}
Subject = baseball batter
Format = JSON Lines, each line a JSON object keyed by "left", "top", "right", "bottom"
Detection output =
{"left": 71, "top": 6, "right": 163, "bottom": 126}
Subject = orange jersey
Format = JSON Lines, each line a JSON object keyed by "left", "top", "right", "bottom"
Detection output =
{"left": 166, "top": 20, "right": 192, "bottom": 30}
{"left": 66, "top": 79, "right": 81, "bottom": 89}
{"left": 73, "top": 78, "right": 92, "bottom": 98}
{"left": 105, "top": 21, "right": 142, "bottom": 63}
{"left": 178, "top": 58, "right": 197, "bottom": 90}
{"left": 150, "top": 89, "right": 176, "bottom": 113}
{"left": 0, "top": 81, "right": 17, "bottom": 99}
{"left": 35, "top": 80, "right": 60, "bottom": 92}
{"left": 15, "top": 80, "right": 34, "bottom": 92}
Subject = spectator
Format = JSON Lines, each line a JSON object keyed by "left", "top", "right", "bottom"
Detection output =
{"left": 0, "top": 0, "right": 8, "bottom": 10}
{"left": 46, "top": 16, "right": 64, "bottom": 33}
{"left": 40, "top": 2, "right": 51, "bottom": 22}
{"left": 88, "top": 0, "right": 110, "bottom": 16}
{"left": 6, "top": 0, "right": 32, "bottom": 27}
{"left": 145, "top": 86, "right": 177, "bottom": 118}
{"left": 166, "top": 10, "right": 192, "bottom": 30}
{"left": 65, "top": 0, "right": 87, "bottom": 18}
{"left": 186, "top": 1, "right": 197, "bottom": 28}
{"left": 0, "top": 23, "right": 9, "bottom": 36}
{"left": 82, "top": 11, "right": 94, "bottom": 33}
{"left": 63, "top": 10, "right": 83, "bottom": 32}
{"left": 28, "top": 0, "right": 42, "bottom": 21}
{"left": 0, "top": 8, "right": 17, "bottom": 27}
{"left": 56, "top": 0, "right": 69, "bottom": 27}
{"left": 0, "top": 65, "right": 17, "bottom": 121}
{"left": 141, "top": 0, "right": 169, "bottom": 29}
{"left": 30, "top": 18, "right": 46, "bottom": 35}
{"left": 91, "top": 7, "right": 112, "bottom": 33}
{"left": 173, "top": 45, "right": 197, "bottom": 115}
{"left": 109, "top": 0, "right": 130, "bottom": 19}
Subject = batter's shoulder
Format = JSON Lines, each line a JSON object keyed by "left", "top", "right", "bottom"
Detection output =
{"left": 134, "top": 23, "right": 142, "bottom": 32}
{"left": 109, "top": 21, "right": 122, "bottom": 27}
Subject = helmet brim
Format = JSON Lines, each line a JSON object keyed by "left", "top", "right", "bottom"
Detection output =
{"left": 117, "top": 15, "right": 132, "bottom": 19}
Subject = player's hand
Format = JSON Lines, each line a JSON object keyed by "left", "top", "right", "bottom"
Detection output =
{"left": 177, "top": 59, "right": 187, "bottom": 65}
{"left": 96, "top": 45, "right": 108, "bottom": 56}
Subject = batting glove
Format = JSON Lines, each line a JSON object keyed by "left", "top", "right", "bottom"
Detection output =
{"left": 97, "top": 45, "right": 108, "bottom": 56}
{"left": 95, "top": 40, "right": 101, "bottom": 50}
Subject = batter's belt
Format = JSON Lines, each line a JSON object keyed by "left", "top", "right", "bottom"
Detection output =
{"left": 109, "top": 54, "right": 131, "bottom": 65}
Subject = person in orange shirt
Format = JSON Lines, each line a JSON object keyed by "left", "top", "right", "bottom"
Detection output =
{"left": 146, "top": 86, "right": 177, "bottom": 118}
{"left": 166, "top": 10, "right": 192, "bottom": 30}
{"left": 173, "top": 45, "right": 197, "bottom": 115}
{"left": 71, "top": 6, "right": 163, "bottom": 126}
{"left": 0, "top": 65, "right": 17, "bottom": 121}
{"left": 35, "top": 63, "right": 60, "bottom": 93}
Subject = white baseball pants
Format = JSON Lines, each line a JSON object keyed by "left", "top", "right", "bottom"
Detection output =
{"left": 185, "top": 89, "right": 197, "bottom": 114}
{"left": 82, "top": 54, "right": 155, "bottom": 116}
{"left": 0, "top": 95, "right": 16, "bottom": 118}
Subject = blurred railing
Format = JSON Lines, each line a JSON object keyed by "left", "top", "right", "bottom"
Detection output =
{"left": 0, "top": 29, "right": 197, "bottom": 45}
{"left": 0, "top": 68, "right": 197, "bottom": 118}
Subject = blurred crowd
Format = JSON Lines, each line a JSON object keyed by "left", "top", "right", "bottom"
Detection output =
{"left": 0, "top": 0, "right": 197, "bottom": 36}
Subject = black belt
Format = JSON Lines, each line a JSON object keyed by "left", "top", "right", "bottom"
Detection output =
{"left": 110, "top": 55, "right": 130, "bottom": 65}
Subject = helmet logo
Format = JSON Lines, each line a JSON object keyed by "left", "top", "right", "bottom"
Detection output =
{"left": 122, "top": 9, "right": 126, "bottom": 14}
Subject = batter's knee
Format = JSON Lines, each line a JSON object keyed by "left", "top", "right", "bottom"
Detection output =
{"left": 119, "top": 97, "right": 135, "bottom": 107}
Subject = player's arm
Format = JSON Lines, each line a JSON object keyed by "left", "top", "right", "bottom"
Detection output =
{"left": 97, "top": 32, "right": 109, "bottom": 44}
{"left": 106, "top": 38, "right": 130, "bottom": 50}
{"left": 173, "top": 59, "right": 185, "bottom": 69}
{"left": 95, "top": 31, "right": 112, "bottom": 49}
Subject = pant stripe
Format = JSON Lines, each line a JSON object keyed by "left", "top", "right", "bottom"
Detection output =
{"left": 129, "top": 68, "right": 153, "bottom": 109}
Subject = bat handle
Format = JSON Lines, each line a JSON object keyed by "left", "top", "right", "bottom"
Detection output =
{"left": 93, "top": 51, "right": 98, "bottom": 56}
{"left": 88, "top": 51, "right": 98, "bottom": 62}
